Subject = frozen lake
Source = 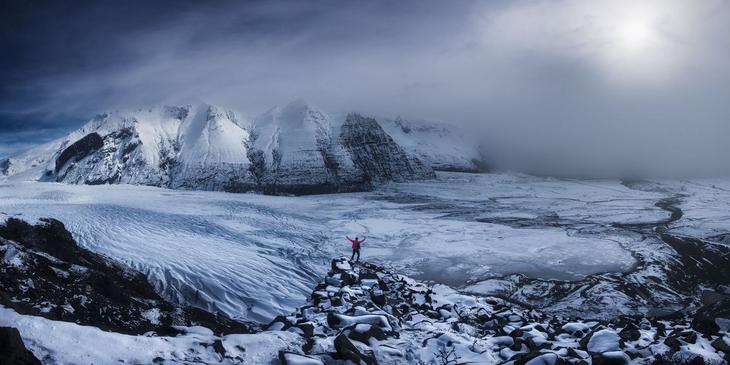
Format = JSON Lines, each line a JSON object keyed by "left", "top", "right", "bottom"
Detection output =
{"left": 0, "top": 172, "right": 716, "bottom": 322}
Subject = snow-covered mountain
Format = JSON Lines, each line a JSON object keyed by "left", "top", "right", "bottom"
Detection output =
{"left": 0, "top": 101, "right": 466, "bottom": 194}
{"left": 380, "top": 116, "right": 488, "bottom": 172}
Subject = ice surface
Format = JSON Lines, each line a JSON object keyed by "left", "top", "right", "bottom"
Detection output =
{"left": 0, "top": 171, "right": 718, "bottom": 323}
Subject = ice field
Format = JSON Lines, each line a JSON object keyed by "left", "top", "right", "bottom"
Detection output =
{"left": 0, "top": 172, "right": 724, "bottom": 323}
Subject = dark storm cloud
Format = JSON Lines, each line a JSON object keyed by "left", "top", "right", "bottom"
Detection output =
{"left": 1, "top": 0, "right": 729, "bottom": 176}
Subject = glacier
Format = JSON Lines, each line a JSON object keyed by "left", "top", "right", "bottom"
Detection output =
{"left": 2, "top": 171, "right": 727, "bottom": 323}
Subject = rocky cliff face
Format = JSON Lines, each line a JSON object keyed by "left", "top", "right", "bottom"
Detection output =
{"left": 380, "top": 116, "right": 488, "bottom": 172}
{"left": 339, "top": 113, "right": 435, "bottom": 183}
{"left": 3, "top": 101, "right": 439, "bottom": 195}
{"left": 247, "top": 100, "right": 346, "bottom": 194}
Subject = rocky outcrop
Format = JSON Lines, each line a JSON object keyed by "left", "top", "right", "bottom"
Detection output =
{"left": 54, "top": 132, "right": 104, "bottom": 173}
{"left": 0, "top": 217, "right": 254, "bottom": 336}
{"left": 246, "top": 104, "right": 434, "bottom": 195}
{"left": 266, "top": 258, "right": 729, "bottom": 364}
{"left": 0, "top": 158, "right": 10, "bottom": 176}
{"left": 340, "top": 113, "right": 435, "bottom": 183}
{"left": 0, "top": 327, "right": 41, "bottom": 365}
{"left": 380, "top": 116, "right": 488, "bottom": 172}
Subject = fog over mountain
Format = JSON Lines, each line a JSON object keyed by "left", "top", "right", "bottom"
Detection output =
{"left": 2, "top": 0, "right": 729, "bottom": 177}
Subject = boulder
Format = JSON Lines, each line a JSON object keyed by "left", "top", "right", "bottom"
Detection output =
{"left": 347, "top": 323, "right": 387, "bottom": 343}
{"left": 711, "top": 337, "right": 730, "bottom": 354}
{"left": 334, "top": 333, "right": 377, "bottom": 365}
{"left": 0, "top": 327, "right": 42, "bottom": 365}
{"left": 587, "top": 329, "right": 621, "bottom": 353}
{"left": 691, "top": 314, "right": 720, "bottom": 335}
{"left": 591, "top": 351, "right": 630, "bottom": 365}
{"left": 618, "top": 323, "right": 641, "bottom": 342}
{"left": 278, "top": 351, "right": 324, "bottom": 365}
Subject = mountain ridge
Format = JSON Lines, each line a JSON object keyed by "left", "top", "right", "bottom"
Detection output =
{"left": 1, "top": 101, "right": 483, "bottom": 194}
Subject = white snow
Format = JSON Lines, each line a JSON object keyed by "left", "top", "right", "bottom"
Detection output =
{"left": 379, "top": 117, "right": 483, "bottom": 171}
{"left": 252, "top": 100, "right": 330, "bottom": 169}
{"left": 587, "top": 329, "right": 621, "bottom": 353}
{"left": 0, "top": 306, "right": 302, "bottom": 365}
{"left": 178, "top": 104, "right": 251, "bottom": 167}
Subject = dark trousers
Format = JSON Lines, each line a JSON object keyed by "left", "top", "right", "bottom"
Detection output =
{"left": 350, "top": 248, "right": 360, "bottom": 262}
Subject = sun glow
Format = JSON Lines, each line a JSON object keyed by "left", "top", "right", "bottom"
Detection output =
{"left": 618, "top": 19, "right": 654, "bottom": 52}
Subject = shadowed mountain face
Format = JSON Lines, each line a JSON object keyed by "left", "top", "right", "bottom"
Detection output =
{"left": 2, "top": 102, "right": 466, "bottom": 195}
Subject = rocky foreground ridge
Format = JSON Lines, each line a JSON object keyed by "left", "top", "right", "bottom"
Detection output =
{"left": 0, "top": 218, "right": 728, "bottom": 364}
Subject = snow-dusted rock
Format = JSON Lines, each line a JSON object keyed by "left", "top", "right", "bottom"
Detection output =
{"left": 3, "top": 251, "right": 729, "bottom": 364}
{"left": 587, "top": 329, "right": 621, "bottom": 353}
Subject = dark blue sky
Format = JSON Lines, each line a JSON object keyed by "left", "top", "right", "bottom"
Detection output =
{"left": 2, "top": 0, "right": 729, "bottom": 176}
{"left": 0, "top": 0, "right": 475, "bottom": 156}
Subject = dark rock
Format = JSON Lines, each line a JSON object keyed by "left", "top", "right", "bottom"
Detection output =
{"left": 688, "top": 355, "right": 706, "bottom": 365}
{"left": 0, "top": 327, "right": 42, "bottom": 365}
{"left": 591, "top": 352, "right": 629, "bottom": 365}
{"left": 682, "top": 331, "right": 698, "bottom": 344}
{"left": 340, "top": 113, "right": 434, "bottom": 184}
{"left": 55, "top": 132, "right": 104, "bottom": 173}
{"left": 0, "top": 158, "right": 9, "bottom": 176}
{"left": 509, "top": 328, "right": 525, "bottom": 338}
{"left": 663, "top": 336, "right": 681, "bottom": 352}
{"left": 212, "top": 339, "right": 226, "bottom": 357}
{"left": 279, "top": 351, "right": 324, "bottom": 365}
{"left": 510, "top": 350, "right": 543, "bottom": 365}
{"left": 347, "top": 323, "right": 387, "bottom": 343}
{"left": 579, "top": 331, "right": 594, "bottom": 350}
{"left": 619, "top": 323, "right": 641, "bottom": 342}
{"left": 326, "top": 311, "right": 340, "bottom": 328}
{"left": 295, "top": 322, "right": 315, "bottom": 338}
{"left": 510, "top": 338, "right": 524, "bottom": 352}
{"left": 334, "top": 333, "right": 377, "bottom": 365}
{"left": 691, "top": 314, "right": 720, "bottom": 336}
{"left": 567, "top": 347, "right": 585, "bottom": 359}
{"left": 371, "top": 292, "right": 386, "bottom": 306}
{"left": 711, "top": 337, "right": 730, "bottom": 354}
{"left": 526, "top": 337, "right": 549, "bottom": 351}
{"left": 267, "top": 315, "right": 294, "bottom": 331}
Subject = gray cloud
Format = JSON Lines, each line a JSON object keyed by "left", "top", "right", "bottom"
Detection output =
{"left": 2, "top": 0, "right": 729, "bottom": 177}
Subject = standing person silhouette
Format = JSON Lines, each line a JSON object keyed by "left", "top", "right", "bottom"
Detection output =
{"left": 346, "top": 236, "right": 366, "bottom": 262}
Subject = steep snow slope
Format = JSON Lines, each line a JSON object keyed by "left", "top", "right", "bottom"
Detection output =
{"left": 246, "top": 101, "right": 434, "bottom": 194}
{"left": 380, "top": 117, "right": 485, "bottom": 171}
{"left": 173, "top": 104, "right": 254, "bottom": 190}
{"left": 0, "top": 137, "right": 65, "bottom": 181}
{"left": 248, "top": 100, "right": 341, "bottom": 193}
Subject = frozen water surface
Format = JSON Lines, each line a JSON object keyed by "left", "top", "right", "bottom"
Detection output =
{"left": 0, "top": 172, "right": 694, "bottom": 322}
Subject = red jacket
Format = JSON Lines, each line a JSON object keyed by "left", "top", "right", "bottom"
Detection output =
{"left": 347, "top": 237, "right": 365, "bottom": 249}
